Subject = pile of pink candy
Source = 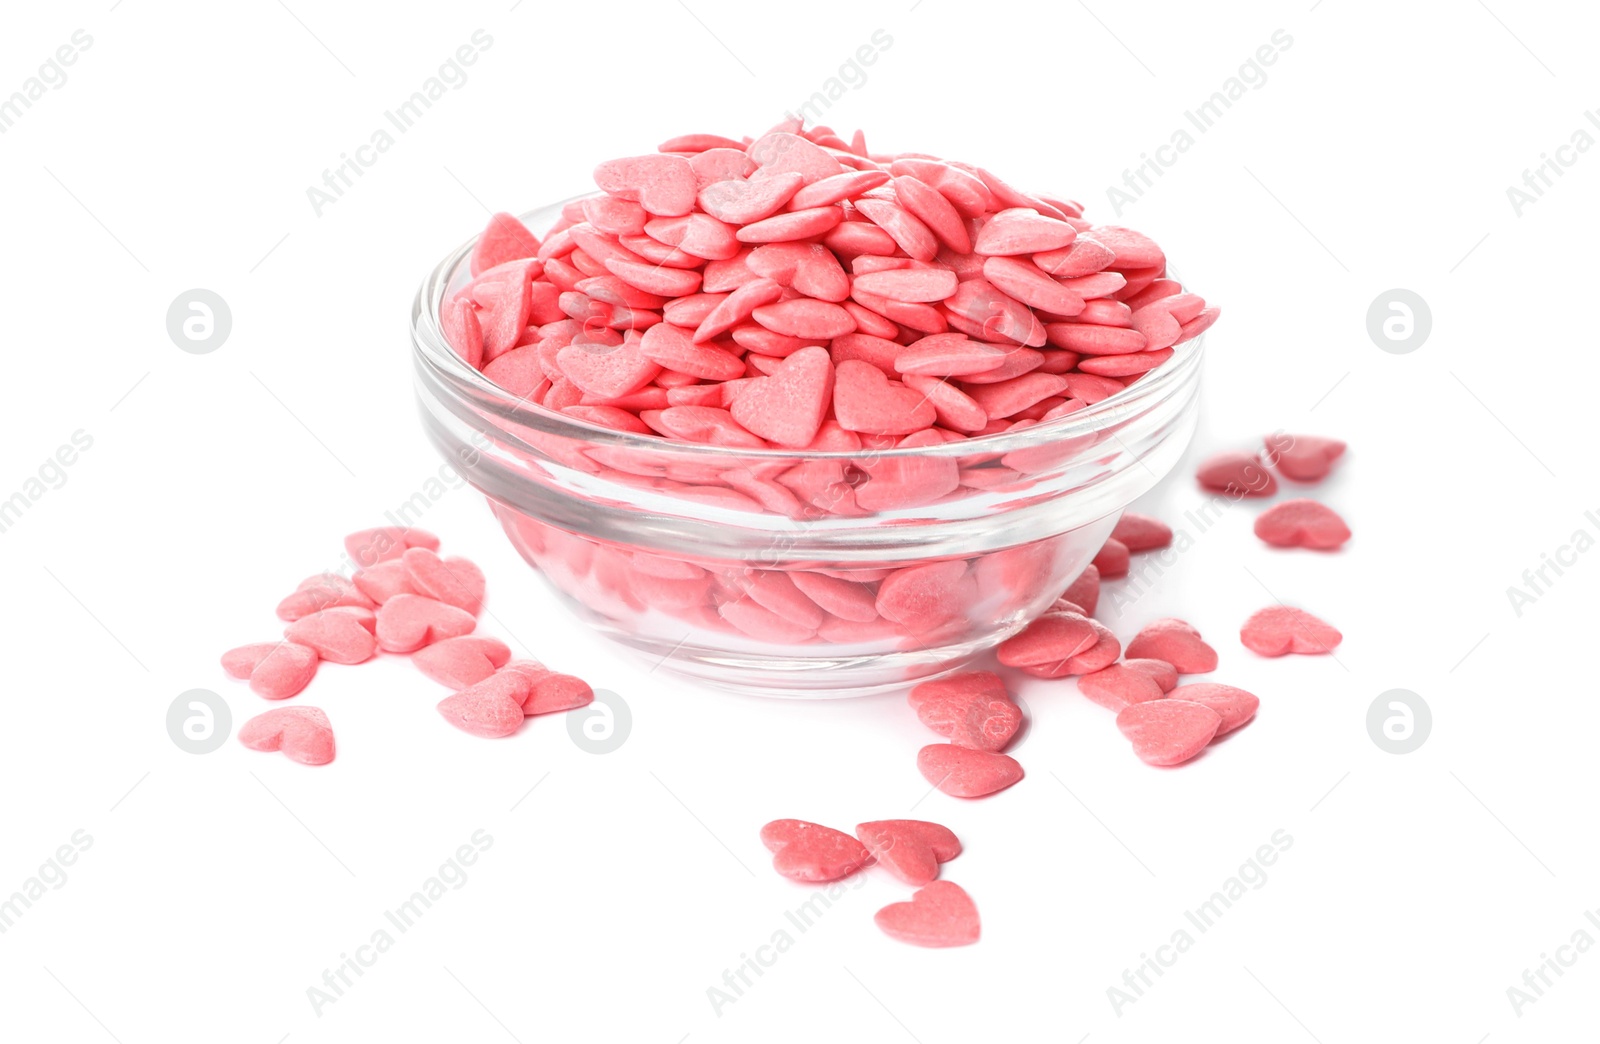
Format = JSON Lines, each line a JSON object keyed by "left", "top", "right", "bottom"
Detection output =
{"left": 221, "top": 527, "right": 595, "bottom": 765}
{"left": 441, "top": 120, "right": 1218, "bottom": 450}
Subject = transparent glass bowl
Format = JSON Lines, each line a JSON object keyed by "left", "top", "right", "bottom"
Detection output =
{"left": 411, "top": 200, "right": 1205, "bottom": 696}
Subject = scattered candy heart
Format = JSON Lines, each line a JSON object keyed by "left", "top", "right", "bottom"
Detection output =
{"left": 1240, "top": 606, "right": 1343, "bottom": 657}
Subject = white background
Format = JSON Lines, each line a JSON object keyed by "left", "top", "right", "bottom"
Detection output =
{"left": 2, "top": 0, "right": 1597, "bottom": 1040}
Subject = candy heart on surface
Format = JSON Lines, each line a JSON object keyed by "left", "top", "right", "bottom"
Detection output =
{"left": 760, "top": 819, "right": 872, "bottom": 883}
{"left": 873, "top": 880, "right": 980, "bottom": 948}
{"left": 239, "top": 707, "right": 335, "bottom": 766}
{"left": 855, "top": 820, "right": 962, "bottom": 886}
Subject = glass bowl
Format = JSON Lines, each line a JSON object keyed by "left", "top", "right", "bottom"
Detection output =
{"left": 411, "top": 199, "right": 1205, "bottom": 697}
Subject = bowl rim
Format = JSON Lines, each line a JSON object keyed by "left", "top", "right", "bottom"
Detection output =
{"left": 411, "top": 198, "right": 1206, "bottom": 462}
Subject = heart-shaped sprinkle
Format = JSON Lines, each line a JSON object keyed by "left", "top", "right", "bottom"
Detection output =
{"left": 873, "top": 880, "right": 980, "bottom": 947}
{"left": 856, "top": 820, "right": 962, "bottom": 886}
{"left": 345, "top": 527, "right": 439, "bottom": 568}
{"left": 760, "top": 819, "right": 872, "bottom": 882}
{"left": 698, "top": 172, "right": 806, "bottom": 224}
{"left": 747, "top": 131, "right": 844, "bottom": 184}
{"left": 876, "top": 560, "right": 972, "bottom": 633}
{"left": 239, "top": 706, "right": 335, "bottom": 766}
{"left": 221, "top": 641, "right": 319, "bottom": 700}
{"left": 1116, "top": 700, "right": 1221, "bottom": 766}
{"left": 973, "top": 207, "right": 1078, "bottom": 255}
{"left": 275, "top": 573, "right": 375, "bottom": 622}
{"left": 1061, "top": 564, "right": 1101, "bottom": 616}
{"left": 981, "top": 254, "right": 1085, "bottom": 315}
{"left": 1254, "top": 499, "right": 1351, "bottom": 550}
{"left": 352, "top": 560, "right": 419, "bottom": 605}
{"left": 908, "top": 671, "right": 1021, "bottom": 751}
{"left": 503, "top": 660, "right": 596, "bottom": 715}
{"left": 403, "top": 548, "right": 487, "bottom": 615}
{"left": 1091, "top": 536, "right": 1130, "bottom": 578}
{"left": 1265, "top": 433, "right": 1347, "bottom": 483}
{"left": 1034, "top": 236, "right": 1116, "bottom": 278}
{"left": 436, "top": 671, "right": 530, "bottom": 738}
{"left": 592, "top": 154, "right": 698, "bottom": 216}
{"left": 789, "top": 570, "right": 879, "bottom": 622}
{"left": 1196, "top": 450, "right": 1277, "bottom": 497}
{"left": 917, "top": 744, "right": 1024, "bottom": 798}
{"left": 412, "top": 636, "right": 512, "bottom": 689}
{"left": 469, "top": 211, "right": 540, "bottom": 276}
{"left": 729, "top": 345, "right": 834, "bottom": 448}
{"left": 1123, "top": 658, "right": 1179, "bottom": 693}
{"left": 1169, "top": 683, "right": 1259, "bottom": 734}
{"left": 1111, "top": 512, "right": 1173, "bottom": 552}
{"left": 996, "top": 610, "right": 1099, "bottom": 671}
{"left": 1077, "top": 662, "right": 1166, "bottom": 711}
{"left": 832, "top": 359, "right": 938, "bottom": 435}
{"left": 1125, "top": 618, "right": 1218, "bottom": 674}
{"left": 375, "top": 594, "right": 477, "bottom": 653}
{"left": 556, "top": 339, "right": 663, "bottom": 400}
{"left": 283, "top": 610, "right": 377, "bottom": 665}
{"left": 1240, "top": 606, "right": 1342, "bottom": 657}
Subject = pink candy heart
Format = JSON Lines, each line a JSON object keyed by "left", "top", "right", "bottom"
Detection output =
{"left": 856, "top": 820, "right": 962, "bottom": 886}
{"left": 375, "top": 594, "right": 477, "bottom": 653}
{"left": 469, "top": 212, "right": 540, "bottom": 276}
{"left": 907, "top": 671, "right": 1022, "bottom": 751}
{"left": 436, "top": 671, "right": 530, "bottom": 738}
{"left": 239, "top": 706, "right": 336, "bottom": 766}
{"left": 996, "top": 610, "right": 1098, "bottom": 672}
{"left": 1169, "top": 683, "right": 1259, "bottom": 735}
{"left": 502, "top": 660, "right": 595, "bottom": 715}
{"left": 403, "top": 547, "right": 487, "bottom": 614}
{"left": 1125, "top": 618, "right": 1218, "bottom": 674}
{"left": 1240, "top": 606, "right": 1342, "bottom": 657}
{"left": 1254, "top": 499, "right": 1351, "bottom": 550}
{"left": 221, "top": 641, "right": 319, "bottom": 700}
{"left": 556, "top": 339, "right": 662, "bottom": 400}
{"left": 1111, "top": 512, "right": 1173, "bottom": 552}
{"left": 1116, "top": 700, "right": 1221, "bottom": 766}
{"left": 345, "top": 526, "right": 439, "bottom": 568}
{"left": 729, "top": 345, "right": 835, "bottom": 448}
{"left": 874, "top": 880, "right": 980, "bottom": 948}
{"left": 1196, "top": 451, "right": 1277, "bottom": 497}
{"left": 592, "top": 154, "right": 698, "bottom": 217}
{"left": 917, "top": 744, "right": 1024, "bottom": 798}
{"left": 832, "top": 359, "right": 938, "bottom": 435}
{"left": 275, "top": 573, "right": 374, "bottom": 622}
{"left": 760, "top": 819, "right": 872, "bottom": 882}
{"left": 1265, "top": 433, "right": 1346, "bottom": 482}
{"left": 1077, "top": 662, "right": 1166, "bottom": 711}
{"left": 283, "top": 609, "right": 377, "bottom": 665}
{"left": 412, "top": 636, "right": 512, "bottom": 689}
